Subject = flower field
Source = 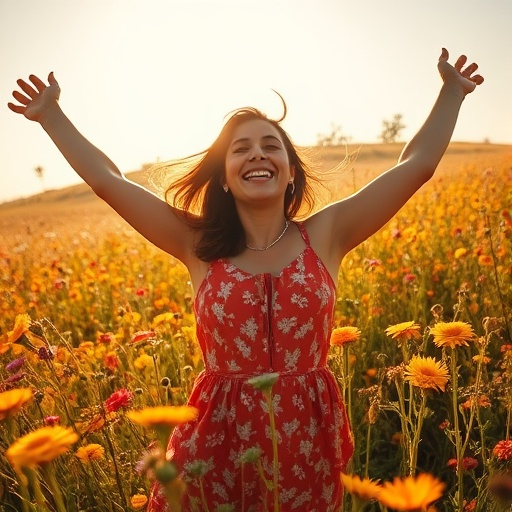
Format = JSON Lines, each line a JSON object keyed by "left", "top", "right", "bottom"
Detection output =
{"left": 0, "top": 142, "right": 511, "bottom": 511}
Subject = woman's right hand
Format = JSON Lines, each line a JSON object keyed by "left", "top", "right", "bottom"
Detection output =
{"left": 8, "top": 72, "right": 61, "bottom": 123}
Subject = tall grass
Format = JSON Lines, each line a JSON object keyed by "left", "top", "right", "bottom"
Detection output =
{"left": 0, "top": 150, "right": 511, "bottom": 511}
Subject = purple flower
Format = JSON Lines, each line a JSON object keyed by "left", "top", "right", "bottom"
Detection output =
{"left": 5, "top": 372, "right": 27, "bottom": 384}
{"left": 5, "top": 357, "right": 26, "bottom": 373}
{"left": 44, "top": 415, "right": 61, "bottom": 426}
{"left": 38, "top": 346, "right": 55, "bottom": 361}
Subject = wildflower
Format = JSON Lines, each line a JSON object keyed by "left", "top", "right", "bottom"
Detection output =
{"left": 130, "top": 494, "right": 148, "bottom": 510}
{"left": 75, "top": 443, "right": 105, "bottom": 463}
{"left": 38, "top": 346, "right": 55, "bottom": 361}
{"left": 461, "top": 395, "right": 491, "bottom": 410}
{"left": 472, "top": 355, "right": 491, "bottom": 364}
{"left": 7, "top": 314, "right": 31, "bottom": 343}
{"left": 247, "top": 372, "right": 279, "bottom": 392}
{"left": 430, "top": 321, "right": 476, "bottom": 349}
{"left": 5, "top": 357, "right": 26, "bottom": 373}
{"left": 493, "top": 440, "right": 512, "bottom": 461}
{"left": 127, "top": 405, "right": 198, "bottom": 428}
{"left": 439, "top": 420, "right": 450, "bottom": 430}
{"left": 404, "top": 355, "right": 449, "bottom": 392}
{"left": 377, "top": 473, "right": 445, "bottom": 510}
{"left": 454, "top": 248, "right": 468, "bottom": 259}
{"left": 129, "top": 330, "right": 156, "bottom": 345}
{"left": 240, "top": 447, "right": 262, "bottom": 464}
{"left": 4, "top": 372, "right": 27, "bottom": 385}
{"left": 44, "top": 415, "right": 61, "bottom": 426}
{"left": 341, "top": 473, "right": 381, "bottom": 501}
{"left": 98, "top": 332, "right": 115, "bottom": 343}
{"left": 386, "top": 364, "right": 405, "bottom": 383}
{"left": 6, "top": 426, "right": 79, "bottom": 473}
{"left": 104, "top": 351, "right": 120, "bottom": 371}
{"left": 446, "top": 457, "right": 478, "bottom": 471}
{"left": 0, "top": 387, "right": 33, "bottom": 421}
{"left": 463, "top": 499, "right": 477, "bottom": 511}
{"left": 385, "top": 321, "right": 422, "bottom": 343}
{"left": 330, "top": 326, "right": 361, "bottom": 346}
{"left": 105, "top": 388, "right": 133, "bottom": 413}
{"left": 134, "top": 353, "right": 154, "bottom": 370}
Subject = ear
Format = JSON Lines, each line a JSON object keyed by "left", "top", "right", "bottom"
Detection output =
{"left": 289, "top": 165, "right": 296, "bottom": 180}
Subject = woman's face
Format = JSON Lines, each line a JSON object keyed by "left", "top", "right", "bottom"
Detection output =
{"left": 224, "top": 119, "right": 294, "bottom": 204}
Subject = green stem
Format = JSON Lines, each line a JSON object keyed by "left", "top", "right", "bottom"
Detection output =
{"left": 102, "top": 428, "right": 128, "bottom": 510}
{"left": 266, "top": 390, "right": 280, "bottom": 512}
{"left": 199, "top": 479, "right": 210, "bottom": 512}
{"left": 364, "top": 423, "right": 371, "bottom": 479}
{"left": 450, "top": 350, "right": 463, "bottom": 512}
{"left": 409, "top": 390, "right": 427, "bottom": 475}
{"left": 395, "top": 379, "right": 411, "bottom": 475}
{"left": 41, "top": 464, "right": 67, "bottom": 512}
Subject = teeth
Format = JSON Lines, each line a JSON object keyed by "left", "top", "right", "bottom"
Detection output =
{"left": 244, "top": 170, "right": 273, "bottom": 180}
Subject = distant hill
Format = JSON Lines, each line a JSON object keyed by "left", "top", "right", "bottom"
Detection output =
{"left": 1, "top": 142, "right": 510, "bottom": 221}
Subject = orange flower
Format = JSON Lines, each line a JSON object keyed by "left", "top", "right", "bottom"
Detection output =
{"left": 75, "top": 443, "right": 105, "bottom": 463}
{"left": 7, "top": 314, "right": 31, "bottom": 343}
{"left": 493, "top": 440, "right": 512, "bottom": 461}
{"left": 0, "top": 388, "right": 33, "bottom": 421}
{"left": 404, "top": 355, "right": 449, "bottom": 392}
{"left": 330, "top": 326, "right": 361, "bottom": 347}
{"left": 385, "top": 321, "right": 422, "bottom": 343}
{"left": 7, "top": 426, "right": 79, "bottom": 473}
{"left": 377, "top": 473, "right": 445, "bottom": 510}
{"left": 430, "top": 322, "right": 476, "bottom": 349}
{"left": 130, "top": 494, "right": 149, "bottom": 509}
{"left": 127, "top": 405, "right": 198, "bottom": 428}
{"left": 341, "top": 473, "right": 381, "bottom": 501}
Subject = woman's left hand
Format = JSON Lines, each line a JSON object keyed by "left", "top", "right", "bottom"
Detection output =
{"left": 438, "top": 48, "right": 484, "bottom": 96}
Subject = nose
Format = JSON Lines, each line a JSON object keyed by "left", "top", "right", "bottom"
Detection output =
{"left": 248, "top": 145, "right": 266, "bottom": 161}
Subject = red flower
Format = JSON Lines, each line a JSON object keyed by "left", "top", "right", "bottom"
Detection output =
{"left": 447, "top": 457, "right": 478, "bottom": 471}
{"left": 44, "top": 415, "right": 61, "bottom": 426}
{"left": 493, "top": 440, "right": 512, "bottom": 461}
{"left": 105, "top": 388, "right": 133, "bottom": 413}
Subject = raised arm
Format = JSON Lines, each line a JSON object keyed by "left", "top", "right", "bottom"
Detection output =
{"left": 8, "top": 73, "right": 196, "bottom": 265}
{"left": 312, "top": 48, "right": 484, "bottom": 264}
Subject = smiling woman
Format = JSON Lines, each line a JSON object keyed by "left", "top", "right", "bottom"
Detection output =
{"left": 7, "top": 46, "right": 483, "bottom": 510}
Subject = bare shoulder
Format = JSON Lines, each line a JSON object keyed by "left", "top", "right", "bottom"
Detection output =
{"left": 302, "top": 202, "right": 350, "bottom": 280}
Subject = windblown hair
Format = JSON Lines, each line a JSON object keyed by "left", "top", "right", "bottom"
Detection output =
{"left": 151, "top": 96, "right": 325, "bottom": 262}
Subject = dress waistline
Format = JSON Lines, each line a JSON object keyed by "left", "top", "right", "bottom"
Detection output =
{"left": 202, "top": 366, "right": 330, "bottom": 380}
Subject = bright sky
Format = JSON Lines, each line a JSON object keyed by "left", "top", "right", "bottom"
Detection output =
{"left": 1, "top": 0, "right": 511, "bottom": 203}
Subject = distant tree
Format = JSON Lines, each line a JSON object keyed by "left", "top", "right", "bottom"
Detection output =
{"left": 380, "top": 114, "right": 405, "bottom": 143}
{"left": 34, "top": 165, "right": 45, "bottom": 193}
{"left": 317, "top": 123, "right": 351, "bottom": 147}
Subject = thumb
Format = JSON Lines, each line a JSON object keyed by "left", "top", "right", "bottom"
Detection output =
{"left": 48, "top": 71, "right": 60, "bottom": 88}
{"left": 439, "top": 47, "right": 449, "bottom": 62}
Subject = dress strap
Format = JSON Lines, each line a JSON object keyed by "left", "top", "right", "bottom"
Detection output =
{"left": 296, "top": 222, "right": 311, "bottom": 246}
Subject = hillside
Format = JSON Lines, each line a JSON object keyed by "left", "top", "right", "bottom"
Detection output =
{"left": 0, "top": 142, "right": 510, "bottom": 230}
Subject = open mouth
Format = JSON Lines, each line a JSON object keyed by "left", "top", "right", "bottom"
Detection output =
{"left": 243, "top": 170, "right": 274, "bottom": 180}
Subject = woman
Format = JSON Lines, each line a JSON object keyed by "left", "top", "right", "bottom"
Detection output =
{"left": 8, "top": 48, "right": 483, "bottom": 511}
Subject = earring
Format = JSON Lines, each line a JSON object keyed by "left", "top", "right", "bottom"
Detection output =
{"left": 288, "top": 180, "right": 295, "bottom": 195}
{"left": 223, "top": 184, "right": 229, "bottom": 193}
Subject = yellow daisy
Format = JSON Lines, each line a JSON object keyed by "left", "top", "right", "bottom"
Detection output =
{"left": 0, "top": 388, "right": 33, "bottom": 421}
{"left": 330, "top": 326, "right": 362, "bottom": 347}
{"left": 341, "top": 473, "right": 381, "bottom": 501}
{"left": 127, "top": 405, "right": 198, "bottom": 428}
{"left": 430, "top": 322, "right": 476, "bottom": 349}
{"left": 404, "top": 355, "right": 449, "bottom": 392}
{"left": 385, "top": 321, "right": 422, "bottom": 343}
{"left": 377, "top": 473, "right": 445, "bottom": 510}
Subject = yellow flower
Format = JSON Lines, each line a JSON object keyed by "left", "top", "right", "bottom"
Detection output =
{"left": 404, "top": 355, "right": 449, "bottom": 392}
{"left": 377, "top": 473, "right": 445, "bottom": 510}
{"left": 454, "top": 247, "right": 468, "bottom": 259}
{"left": 430, "top": 321, "right": 476, "bottom": 349}
{"left": 341, "top": 473, "right": 381, "bottom": 501}
{"left": 330, "top": 326, "right": 361, "bottom": 347}
{"left": 6, "top": 426, "right": 79, "bottom": 473}
{"left": 130, "top": 493, "right": 148, "bottom": 510}
{"left": 0, "top": 388, "right": 33, "bottom": 421}
{"left": 75, "top": 443, "right": 105, "bottom": 463}
{"left": 127, "top": 405, "right": 198, "bottom": 428}
{"left": 385, "top": 321, "right": 422, "bottom": 343}
{"left": 133, "top": 353, "right": 154, "bottom": 370}
{"left": 7, "top": 314, "right": 32, "bottom": 343}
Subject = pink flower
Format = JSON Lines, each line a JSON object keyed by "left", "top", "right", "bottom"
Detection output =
{"left": 44, "top": 415, "right": 61, "bottom": 426}
{"left": 105, "top": 388, "right": 133, "bottom": 413}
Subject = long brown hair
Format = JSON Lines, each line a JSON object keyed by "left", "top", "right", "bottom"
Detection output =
{"left": 151, "top": 99, "right": 323, "bottom": 262}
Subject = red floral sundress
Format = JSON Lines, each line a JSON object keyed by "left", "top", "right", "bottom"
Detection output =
{"left": 149, "top": 222, "right": 353, "bottom": 511}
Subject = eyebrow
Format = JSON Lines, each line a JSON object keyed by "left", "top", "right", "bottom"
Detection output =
{"left": 230, "top": 135, "right": 282, "bottom": 147}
